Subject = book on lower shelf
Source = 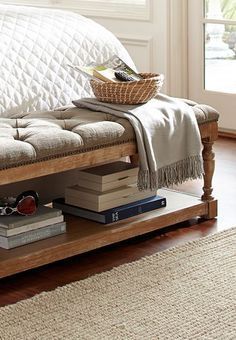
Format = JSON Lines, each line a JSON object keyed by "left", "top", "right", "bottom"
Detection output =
{"left": 65, "top": 184, "right": 155, "bottom": 212}
{"left": 77, "top": 161, "right": 138, "bottom": 192}
{"left": 0, "top": 205, "right": 66, "bottom": 249}
{"left": 0, "top": 214, "right": 64, "bottom": 237}
{"left": 53, "top": 195, "right": 167, "bottom": 224}
{"left": 0, "top": 205, "right": 62, "bottom": 230}
{"left": 0, "top": 222, "right": 66, "bottom": 249}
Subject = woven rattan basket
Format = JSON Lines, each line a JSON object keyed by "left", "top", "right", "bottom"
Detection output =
{"left": 90, "top": 73, "right": 164, "bottom": 105}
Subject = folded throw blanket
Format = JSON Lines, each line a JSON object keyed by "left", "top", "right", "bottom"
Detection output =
{"left": 73, "top": 94, "right": 203, "bottom": 191}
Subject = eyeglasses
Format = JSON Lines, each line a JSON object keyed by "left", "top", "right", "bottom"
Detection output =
{"left": 0, "top": 191, "right": 39, "bottom": 216}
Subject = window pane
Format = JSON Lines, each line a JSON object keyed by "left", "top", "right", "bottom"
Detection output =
{"left": 205, "top": 0, "right": 236, "bottom": 20}
{"left": 204, "top": 23, "right": 236, "bottom": 93}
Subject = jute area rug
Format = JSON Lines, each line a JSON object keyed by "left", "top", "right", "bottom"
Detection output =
{"left": 1, "top": 228, "right": 236, "bottom": 340}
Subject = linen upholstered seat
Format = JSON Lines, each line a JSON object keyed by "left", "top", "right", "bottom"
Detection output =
{"left": 0, "top": 103, "right": 219, "bottom": 171}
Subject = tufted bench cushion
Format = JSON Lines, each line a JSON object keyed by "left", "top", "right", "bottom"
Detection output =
{"left": 0, "top": 102, "right": 219, "bottom": 171}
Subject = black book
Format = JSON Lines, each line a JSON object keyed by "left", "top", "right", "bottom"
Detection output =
{"left": 53, "top": 195, "right": 166, "bottom": 224}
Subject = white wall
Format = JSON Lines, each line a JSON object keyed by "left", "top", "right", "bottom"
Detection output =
{"left": 88, "top": 0, "right": 187, "bottom": 97}
{"left": 90, "top": 1, "right": 169, "bottom": 91}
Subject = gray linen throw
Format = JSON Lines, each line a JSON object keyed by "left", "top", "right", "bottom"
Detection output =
{"left": 73, "top": 94, "right": 203, "bottom": 191}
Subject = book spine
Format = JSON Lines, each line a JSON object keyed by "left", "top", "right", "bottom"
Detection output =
{"left": 0, "top": 222, "right": 66, "bottom": 249}
{"left": 104, "top": 197, "right": 166, "bottom": 224}
{"left": 53, "top": 197, "right": 166, "bottom": 224}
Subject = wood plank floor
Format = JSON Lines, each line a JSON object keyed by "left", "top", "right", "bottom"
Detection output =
{"left": 0, "top": 137, "right": 235, "bottom": 307}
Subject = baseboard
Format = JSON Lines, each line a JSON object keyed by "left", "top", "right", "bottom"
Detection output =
{"left": 218, "top": 129, "right": 236, "bottom": 139}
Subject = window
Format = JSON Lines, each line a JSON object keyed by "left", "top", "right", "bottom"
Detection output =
{"left": 204, "top": 0, "right": 236, "bottom": 93}
{"left": 188, "top": 0, "right": 236, "bottom": 131}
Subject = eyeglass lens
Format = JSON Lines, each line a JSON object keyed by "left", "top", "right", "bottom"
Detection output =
{"left": 17, "top": 196, "right": 37, "bottom": 215}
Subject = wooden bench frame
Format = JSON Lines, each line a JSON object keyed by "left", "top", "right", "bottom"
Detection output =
{"left": 0, "top": 121, "right": 218, "bottom": 217}
{"left": 0, "top": 120, "right": 218, "bottom": 278}
{"left": 0, "top": 121, "right": 218, "bottom": 199}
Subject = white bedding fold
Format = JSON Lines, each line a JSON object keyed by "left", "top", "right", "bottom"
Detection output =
{"left": 73, "top": 94, "right": 203, "bottom": 191}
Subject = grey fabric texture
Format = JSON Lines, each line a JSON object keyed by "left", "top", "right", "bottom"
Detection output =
{"left": 0, "top": 101, "right": 219, "bottom": 171}
{"left": 0, "top": 108, "right": 134, "bottom": 170}
{"left": 73, "top": 94, "right": 205, "bottom": 190}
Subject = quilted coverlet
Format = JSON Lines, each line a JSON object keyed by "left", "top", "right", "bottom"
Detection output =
{"left": 0, "top": 4, "right": 134, "bottom": 117}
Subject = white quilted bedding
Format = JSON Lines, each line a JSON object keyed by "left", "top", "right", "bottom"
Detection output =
{"left": 0, "top": 5, "right": 135, "bottom": 118}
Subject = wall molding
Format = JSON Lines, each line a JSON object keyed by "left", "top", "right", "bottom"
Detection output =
{"left": 74, "top": 0, "right": 151, "bottom": 21}
{"left": 118, "top": 34, "right": 153, "bottom": 71}
{"left": 2, "top": 0, "right": 151, "bottom": 21}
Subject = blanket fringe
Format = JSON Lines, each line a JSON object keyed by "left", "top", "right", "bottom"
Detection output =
{"left": 138, "top": 155, "right": 203, "bottom": 191}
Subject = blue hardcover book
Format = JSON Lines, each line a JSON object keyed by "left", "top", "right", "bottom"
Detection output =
{"left": 52, "top": 195, "right": 166, "bottom": 224}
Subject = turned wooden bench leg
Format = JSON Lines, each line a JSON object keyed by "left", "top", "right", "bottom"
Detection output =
{"left": 201, "top": 138, "right": 218, "bottom": 219}
{"left": 201, "top": 139, "right": 215, "bottom": 201}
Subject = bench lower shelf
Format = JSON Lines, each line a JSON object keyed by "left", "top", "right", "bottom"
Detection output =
{"left": 0, "top": 189, "right": 216, "bottom": 278}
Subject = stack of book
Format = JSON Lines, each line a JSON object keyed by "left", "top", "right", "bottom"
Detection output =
{"left": 53, "top": 161, "right": 166, "bottom": 224}
{"left": 0, "top": 206, "right": 66, "bottom": 249}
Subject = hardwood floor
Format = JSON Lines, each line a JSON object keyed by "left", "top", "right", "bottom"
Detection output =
{"left": 0, "top": 137, "right": 235, "bottom": 307}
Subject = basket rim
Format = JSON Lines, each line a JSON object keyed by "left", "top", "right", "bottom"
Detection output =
{"left": 90, "top": 73, "right": 164, "bottom": 87}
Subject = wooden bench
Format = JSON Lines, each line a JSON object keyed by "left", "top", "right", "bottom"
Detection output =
{"left": 0, "top": 106, "right": 218, "bottom": 278}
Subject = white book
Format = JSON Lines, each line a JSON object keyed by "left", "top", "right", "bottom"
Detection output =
{"left": 93, "top": 67, "right": 118, "bottom": 83}
{"left": 68, "top": 55, "right": 142, "bottom": 82}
